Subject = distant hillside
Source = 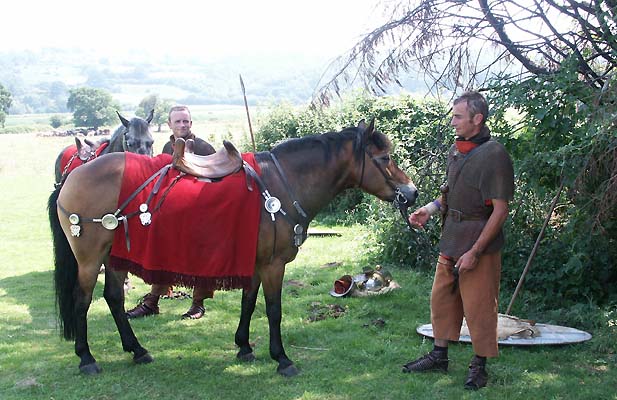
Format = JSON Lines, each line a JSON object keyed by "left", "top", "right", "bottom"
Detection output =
{"left": 0, "top": 48, "right": 334, "bottom": 114}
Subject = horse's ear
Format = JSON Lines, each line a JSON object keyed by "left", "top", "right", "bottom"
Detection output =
{"left": 116, "top": 111, "right": 130, "bottom": 128}
{"left": 146, "top": 109, "right": 154, "bottom": 124}
{"left": 366, "top": 118, "right": 375, "bottom": 135}
{"left": 75, "top": 136, "right": 83, "bottom": 150}
{"left": 358, "top": 118, "right": 375, "bottom": 144}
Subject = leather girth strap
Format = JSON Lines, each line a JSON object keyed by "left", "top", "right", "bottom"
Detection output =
{"left": 172, "top": 138, "right": 243, "bottom": 178}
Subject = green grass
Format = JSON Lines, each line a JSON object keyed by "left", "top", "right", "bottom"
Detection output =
{"left": 0, "top": 124, "right": 615, "bottom": 400}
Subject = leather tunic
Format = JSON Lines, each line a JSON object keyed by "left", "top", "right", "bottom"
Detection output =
{"left": 439, "top": 136, "right": 514, "bottom": 259}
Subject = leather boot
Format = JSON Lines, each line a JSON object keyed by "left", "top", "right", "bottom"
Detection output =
{"left": 126, "top": 293, "right": 160, "bottom": 319}
{"left": 464, "top": 355, "right": 488, "bottom": 390}
{"left": 181, "top": 299, "right": 205, "bottom": 320}
{"left": 402, "top": 349, "right": 449, "bottom": 373}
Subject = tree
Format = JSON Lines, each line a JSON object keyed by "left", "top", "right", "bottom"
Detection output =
{"left": 136, "top": 94, "right": 173, "bottom": 131}
{"left": 313, "top": 1, "right": 617, "bottom": 307}
{"left": 316, "top": 0, "right": 616, "bottom": 100}
{"left": 0, "top": 83, "right": 12, "bottom": 128}
{"left": 50, "top": 115, "right": 64, "bottom": 129}
{"left": 66, "top": 87, "right": 119, "bottom": 129}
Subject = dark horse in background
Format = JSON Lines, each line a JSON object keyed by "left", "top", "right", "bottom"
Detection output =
{"left": 48, "top": 120, "right": 418, "bottom": 377}
{"left": 53, "top": 110, "right": 154, "bottom": 185}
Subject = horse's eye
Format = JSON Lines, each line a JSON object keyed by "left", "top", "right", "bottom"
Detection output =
{"left": 380, "top": 155, "right": 391, "bottom": 163}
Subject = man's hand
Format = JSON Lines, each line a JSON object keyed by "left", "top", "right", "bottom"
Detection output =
{"left": 408, "top": 207, "right": 431, "bottom": 228}
{"left": 455, "top": 249, "right": 480, "bottom": 273}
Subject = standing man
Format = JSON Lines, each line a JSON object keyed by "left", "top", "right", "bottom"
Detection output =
{"left": 402, "top": 91, "right": 514, "bottom": 390}
{"left": 126, "top": 105, "right": 216, "bottom": 320}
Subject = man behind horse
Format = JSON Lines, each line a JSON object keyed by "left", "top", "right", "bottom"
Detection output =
{"left": 126, "top": 105, "right": 216, "bottom": 320}
{"left": 402, "top": 91, "right": 514, "bottom": 390}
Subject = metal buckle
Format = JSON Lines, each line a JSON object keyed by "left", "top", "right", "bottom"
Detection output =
{"left": 448, "top": 209, "right": 463, "bottom": 222}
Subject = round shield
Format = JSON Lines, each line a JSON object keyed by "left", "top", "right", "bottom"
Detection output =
{"left": 101, "top": 214, "right": 119, "bottom": 230}
{"left": 264, "top": 197, "right": 281, "bottom": 213}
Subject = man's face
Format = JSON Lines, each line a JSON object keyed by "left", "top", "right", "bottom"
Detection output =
{"left": 167, "top": 109, "right": 192, "bottom": 139}
{"left": 450, "top": 101, "right": 482, "bottom": 139}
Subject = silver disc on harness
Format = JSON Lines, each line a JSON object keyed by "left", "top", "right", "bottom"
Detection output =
{"left": 101, "top": 214, "right": 119, "bottom": 230}
{"left": 264, "top": 196, "right": 281, "bottom": 214}
{"left": 139, "top": 203, "right": 149, "bottom": 213}
{"left": 68, "top": 213, "right": 80, "bottom": 225}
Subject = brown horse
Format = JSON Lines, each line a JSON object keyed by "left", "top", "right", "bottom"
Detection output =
{"left": 48, "top": 120, "right": 418, "bottom": 376}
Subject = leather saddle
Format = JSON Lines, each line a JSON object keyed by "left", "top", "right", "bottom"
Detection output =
{"left": 172, "top": 138, "right": 243, "bottom": 179}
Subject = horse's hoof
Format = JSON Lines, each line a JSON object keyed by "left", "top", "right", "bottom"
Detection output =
{"left": 79, "top": 363, "right": 102, "bottom": 375}
{"left": 236, "top": 351, "right": 256, "bottom": 362}
{"left": 277, "top": 364, "right": 299, "bottom": 377}
{"left": 134, "top": 352, "right": 154, "bottom": 364}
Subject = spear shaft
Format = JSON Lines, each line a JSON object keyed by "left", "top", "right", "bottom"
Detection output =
{"left": 239, "top": 74, "right": 256, "bottom": 152}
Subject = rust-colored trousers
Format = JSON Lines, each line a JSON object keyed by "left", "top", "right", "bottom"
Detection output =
{"left": 430, "top": 252, "right": 501, "bottom": 357}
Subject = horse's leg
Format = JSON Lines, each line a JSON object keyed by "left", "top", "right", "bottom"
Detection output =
{"left": 72, "top": 255, "right": 106, "bottom": 375}
{"left": 261, "top": 261, "right": 299, "bottom": 377}
{"left": 103, "top": 261, "right": 152, "bottom": 365}
{"left": 235, "top": 274, "right": 261, "bottom": 362}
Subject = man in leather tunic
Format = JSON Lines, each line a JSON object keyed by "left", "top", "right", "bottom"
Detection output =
{"left": 126, "top": 105, "right": 216, "bottom": 320}
{"left": 402, "top": 92, "right": 514, "bottom": 390}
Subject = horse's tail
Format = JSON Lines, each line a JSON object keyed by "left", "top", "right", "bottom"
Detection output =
{"left": 48, "top": 185, "right": 78, "bottom": 340}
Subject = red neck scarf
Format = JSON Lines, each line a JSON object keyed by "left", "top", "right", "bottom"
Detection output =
{"left": 455, "top": 126, "right": 491, "bottom": 154}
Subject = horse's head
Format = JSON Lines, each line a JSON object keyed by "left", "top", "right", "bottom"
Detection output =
{"left": 354, "top": 119, "right": 418, "bottom": 208}
{"left": 116, "top": 110, "right": 155, "bottom": 156}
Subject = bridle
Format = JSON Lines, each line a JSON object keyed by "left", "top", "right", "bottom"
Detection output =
{"left": 357, "top": 143, "right": 416, "bottom": 231}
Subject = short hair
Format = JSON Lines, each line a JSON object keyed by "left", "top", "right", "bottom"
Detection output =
{"left": 168, "top": 105, "right": 191, "bottom": 122}
{"left": 453, "top": 91, "right": 488, "bottom": 124}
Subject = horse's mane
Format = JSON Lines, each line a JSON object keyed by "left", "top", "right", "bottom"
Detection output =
{"left": 269, "top": 126, "right": 391, "bottom": 163}
{"left": 109, "top": 124, "right": 126, "bottom": 145}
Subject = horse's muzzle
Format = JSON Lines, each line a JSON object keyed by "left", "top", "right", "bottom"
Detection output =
{"left": 395, "top": 184, "right": 418, "bottom": 209}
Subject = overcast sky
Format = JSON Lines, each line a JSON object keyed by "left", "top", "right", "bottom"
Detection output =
{"left": 4, "top": 0, "right": 383, "bottom": 59}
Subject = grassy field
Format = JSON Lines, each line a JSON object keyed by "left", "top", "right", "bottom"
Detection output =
{"left": 0, "top": 121, "right": 615, "bottom": 399}
{"left": 0, "top": 105, "right": 265, "bottom": 151}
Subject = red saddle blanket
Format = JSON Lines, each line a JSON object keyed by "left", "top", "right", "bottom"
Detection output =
{"left": 60, "top": 142, "right": 109, "bottom": 174}
{"left": 108, "top": 152, "right": 262, "bottom": 291}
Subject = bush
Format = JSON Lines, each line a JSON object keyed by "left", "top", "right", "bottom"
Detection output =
{"left": 257, "top": 85, "right": 616, "bottom": 310}
{"left": 50, "top": 115, "right": 64, "bottom": 128}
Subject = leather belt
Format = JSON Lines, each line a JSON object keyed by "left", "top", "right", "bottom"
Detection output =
{"left": 446, "top": 208, "right": 489, "bottom": 222}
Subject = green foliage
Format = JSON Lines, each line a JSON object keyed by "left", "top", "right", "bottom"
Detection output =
{"left": 1, "top": 113, "right": 616, "bottom": 399}
{"left": 49, "top": 115, "right": 64, "bottom": 128}
{"left": 0, "top": 83, "right": 12, "bottom": 128}
{"left": 257, "top": 94, "right": 450, "bottom": 263}
{"left": 66, "top": 87, "right": 119, "bottom": 129}
{"left": 257, "top": 82, "right": 616, "bottom": 310}
{"left": 136, "top": 94, "right": 173, "bottom": 132}
{"left": 489, "top": 63, "right": 617, "bottom": 308}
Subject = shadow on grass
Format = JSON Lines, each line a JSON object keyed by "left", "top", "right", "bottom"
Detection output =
{"left": 3, "top": 267, "right": 610, "bottom": 400}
